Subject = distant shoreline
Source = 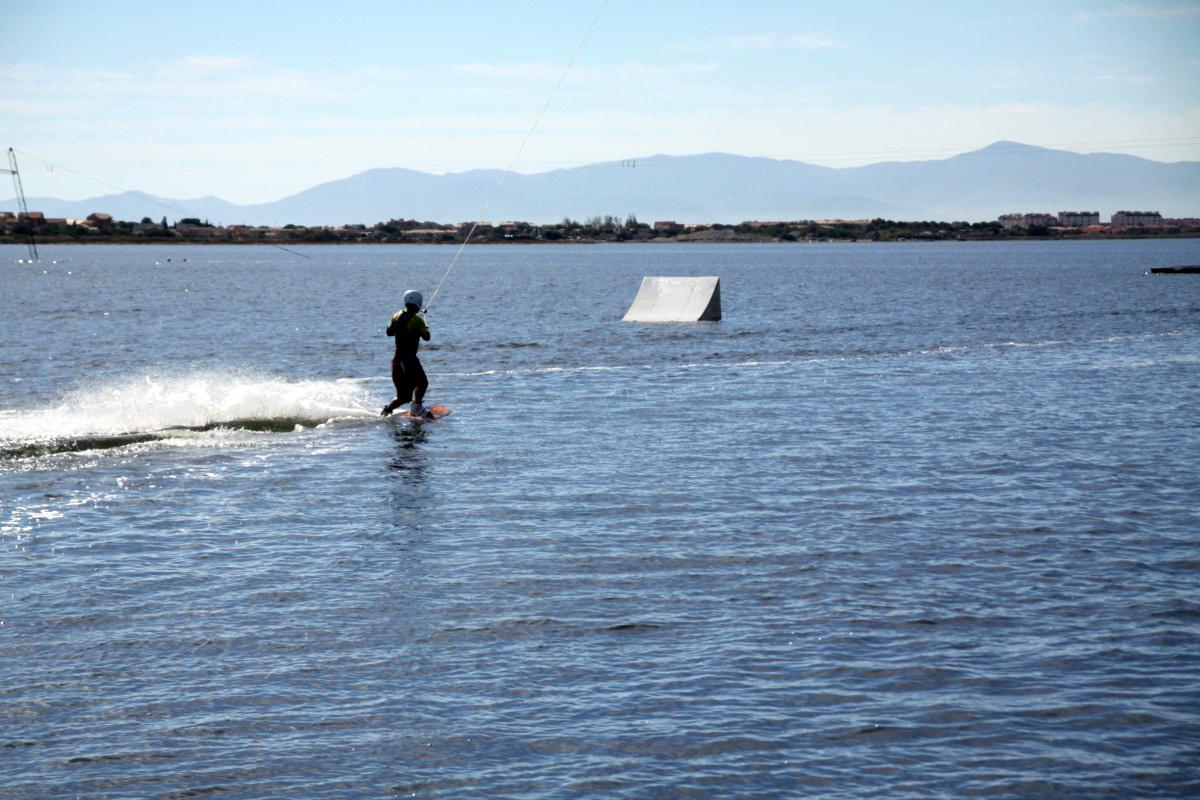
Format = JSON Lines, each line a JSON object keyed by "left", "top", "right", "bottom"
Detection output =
{"left": 7, "top": 211, "right": 1199, "bottom": 247}
{"left": 4, "top": 232, "right": 1199, "bottom": 246}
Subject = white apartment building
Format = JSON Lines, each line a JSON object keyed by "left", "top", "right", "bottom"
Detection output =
{"left": 999, "top": 212, "right": 1058, "bottom": 229}
{"left": 1057, "top": 211, "right": 1100, "bottom": 227}
{"left": 1111, "top": 211, "right": 1163, "bottom": 226}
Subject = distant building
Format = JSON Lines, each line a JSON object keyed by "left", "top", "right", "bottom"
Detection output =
{"left": 1058, "top": 211, "right": 1100, "bottom": 227}
{"left": 18, "top": 211, "right": 45, "bottom": 229}
{"left": 401, "top": 228, "right": 456, "bottom": 240}
{"left": 653, "top": 220, "right": 682, "bottom": 232}
{"left": 175, "top": 222, "right": 225, "bottom": 239}
{"left": 86, "top": 212, "right": 114, "bottom": 230}
{"left": 999, "top": 212, "right": 1057, "bottom": 230}
{"left": 227, "top": 225, "right": 270, "bottom": 240}
{"left": 813, "top": 219, "right": 870, "bottom": 226}
{"left": 1111, "top": 210, "right": 1163, "bottom": 226}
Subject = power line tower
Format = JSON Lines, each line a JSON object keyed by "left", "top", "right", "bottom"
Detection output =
{"left": 3, "top": 148, "right": 38, "bottom": 262}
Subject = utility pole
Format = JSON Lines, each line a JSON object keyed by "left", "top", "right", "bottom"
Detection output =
{"left": 3, "top": 148, "right": 38, "bottom": 262}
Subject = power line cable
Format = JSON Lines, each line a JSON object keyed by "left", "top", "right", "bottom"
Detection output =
{"left": 12, "top": 148, "right": 311, "bottom": 259}
{"left": 15, "top": 148, "right": 192, "bottom": 216}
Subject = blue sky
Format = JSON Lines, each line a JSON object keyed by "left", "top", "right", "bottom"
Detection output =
{"left": 3, "top": 0, "right": 1198, "bottom": 203}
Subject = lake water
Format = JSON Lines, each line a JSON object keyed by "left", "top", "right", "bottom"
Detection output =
{"left": 2, "top": 240, "right": 1199, "bottom": 798}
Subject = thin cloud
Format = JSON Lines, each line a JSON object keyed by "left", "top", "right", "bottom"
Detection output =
{"left": 722, "top": 34, "right": 777, "bottom": 51}
{"left": 0, "top": 63, "right": 133, "bottom": 85}
{"left": 783, "top": 33, "right": 842, "bottom": 50}
{"left": 176, "top": 55, "right": 257, "bottom": 71}
{"left": 451, "top": 61, "right": 718, "bottom": 82}
{"left": 452, "top": 62, "right": 562, "bottom": 80}
{"left": 153, "top": 55, "right": 257, "bottom": 82}
{"left": 5, "top": 60, "right": 420, "bottom": 109}
{"left": 611, "top": 62, "right": 719, "bottom": 78}
{"left": 676, "top": 32, "right": 843, "bottom": 53}
{"left": 988, "top": 102, "right": 1058, "bottom": 115}
{"left": 985, "top": 66, "right": 1042, "bottom": 90}
{"left": 1096, "top": 73, "right": 1158, "bottom": 84}
{"left": 1075, "top": 4, "right": 1200, "bottom": 20}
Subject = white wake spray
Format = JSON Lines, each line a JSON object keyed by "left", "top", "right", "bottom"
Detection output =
{"left": 0, "top": 371, "right": 377, "bottom": 445}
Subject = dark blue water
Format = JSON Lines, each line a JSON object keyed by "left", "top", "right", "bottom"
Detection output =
{"left": 2, "top": 241, "right": 1199, "bottom": 798}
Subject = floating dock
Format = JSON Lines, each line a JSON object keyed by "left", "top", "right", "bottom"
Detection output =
{"left": 1149, "top": 266, "right": 1200, "bottom": 274}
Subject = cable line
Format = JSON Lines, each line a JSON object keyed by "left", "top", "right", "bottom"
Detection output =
{"left": 424, "top": 0, "right": 609, "bottom": 314}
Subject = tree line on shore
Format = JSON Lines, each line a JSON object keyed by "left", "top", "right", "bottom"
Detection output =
{"left": 3, "top": 213, "right": 1196, "bottom": 244}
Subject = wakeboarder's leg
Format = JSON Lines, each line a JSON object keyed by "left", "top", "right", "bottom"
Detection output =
{"left": 383, "top": 356, "right": 412, "bottom": 416}
{"left": 408, "top": 359, "right": 430, "bottom": 417}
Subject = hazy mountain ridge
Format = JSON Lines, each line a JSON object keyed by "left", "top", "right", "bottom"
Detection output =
{"left": 10, "top": 142, "right": 1199, "bottom": 226}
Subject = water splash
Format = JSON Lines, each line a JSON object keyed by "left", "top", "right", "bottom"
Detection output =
{"left": 0, "top": 371, "right": 377, "bottom": 457}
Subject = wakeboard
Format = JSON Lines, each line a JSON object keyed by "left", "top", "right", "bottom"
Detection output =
{"left": 395, "top": 404, "right": 452, "bottom": 421}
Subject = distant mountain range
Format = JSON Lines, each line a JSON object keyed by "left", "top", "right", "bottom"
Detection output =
{"left": 9, "top": 141, "right": 1199, "bottom": 225}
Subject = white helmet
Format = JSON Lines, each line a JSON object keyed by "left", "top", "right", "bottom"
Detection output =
{"left": 403, "top": 289, "right": 424, "bottom": 309}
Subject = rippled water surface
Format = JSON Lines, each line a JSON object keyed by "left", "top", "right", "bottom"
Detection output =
{"left": 2, "top": 241, "right": 1199, "bottom": 798}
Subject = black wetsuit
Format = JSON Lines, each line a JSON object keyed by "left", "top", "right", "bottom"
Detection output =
{"left": 384, "top": 309, "right": 430, "bottom": 414}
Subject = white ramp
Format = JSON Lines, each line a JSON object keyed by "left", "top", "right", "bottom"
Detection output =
{"left": 622, "top": 276, "right": 722, "bottom": 322}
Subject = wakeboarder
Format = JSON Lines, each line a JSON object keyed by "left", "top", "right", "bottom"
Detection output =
{"left": 381, "top": 289, "right": 431, "bottom": 417}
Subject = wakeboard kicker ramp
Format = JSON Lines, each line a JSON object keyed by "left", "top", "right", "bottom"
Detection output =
{"left": 621, "top": 276, "right": 722, "bottom": 322}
